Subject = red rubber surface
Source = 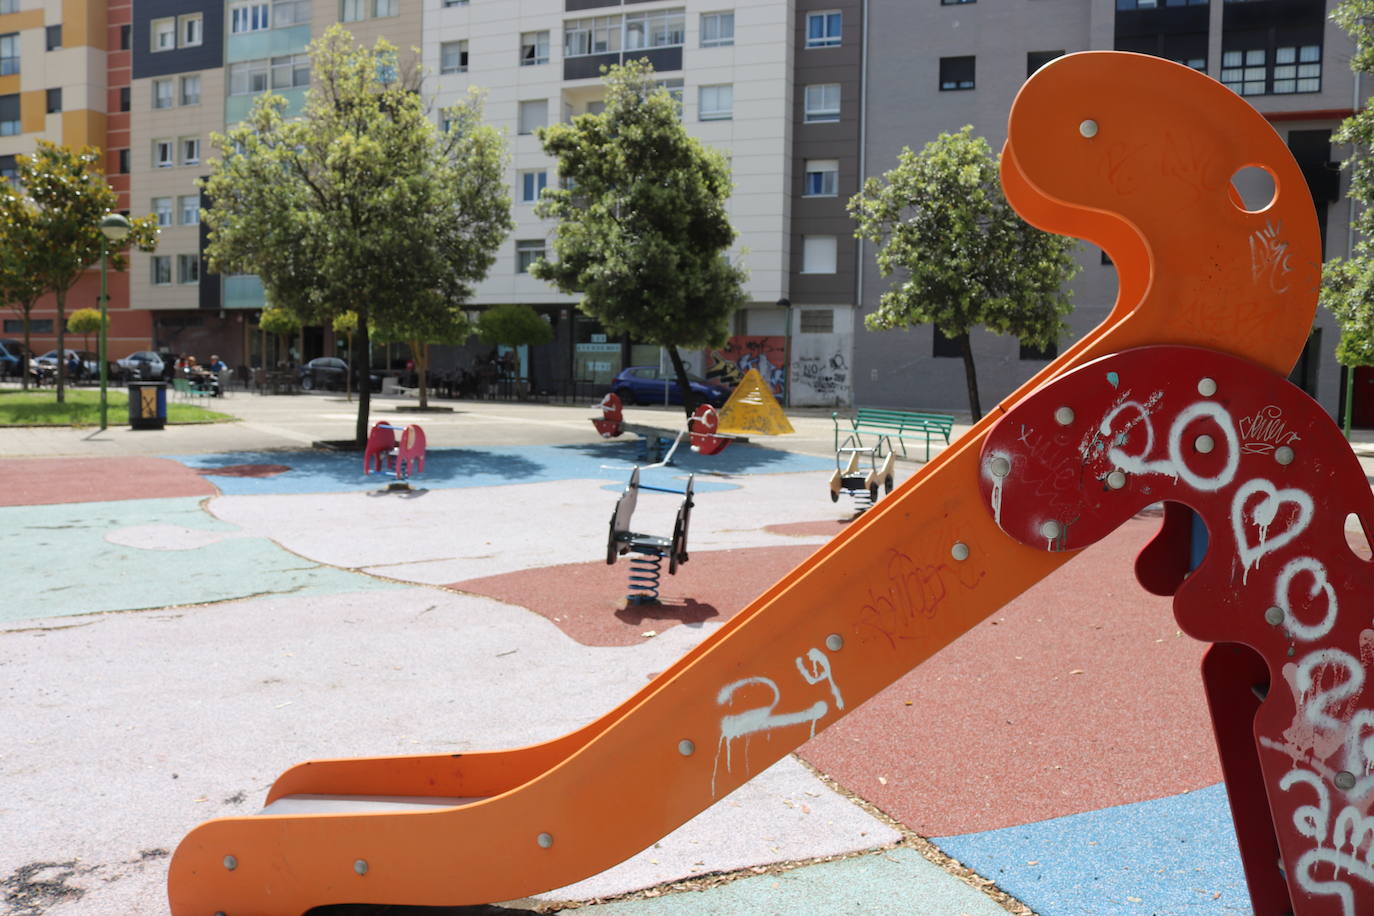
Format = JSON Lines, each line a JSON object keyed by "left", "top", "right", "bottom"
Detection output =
{"left": 0, "top": 456, "right": 218, "bottom": 506}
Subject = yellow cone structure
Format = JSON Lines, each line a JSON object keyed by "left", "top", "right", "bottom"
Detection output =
{"left": 716, "top": 368, "right": 794, "bottom": 436}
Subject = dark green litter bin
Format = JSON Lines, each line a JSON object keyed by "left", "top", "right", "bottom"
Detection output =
{"left": 128, "top": 380, "right": 167, "bottom": 430}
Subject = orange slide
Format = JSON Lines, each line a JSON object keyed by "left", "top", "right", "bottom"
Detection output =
{"left": 169, "top": 52, "right": 1320, "bottom": 914}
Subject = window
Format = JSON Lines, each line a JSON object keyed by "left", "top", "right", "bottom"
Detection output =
{"left": 0, "top": 93, "right": 18, "bottom": 136}
{"left": 45, "top": 87, "right": 60, "bottom": 113}
{"left": 799, "top": 309, "right": 834, "bottom": 333}
{"left": 120, "top": 24, "right": 131, "bottom": 50}
{"left": 565, "top": 15, "right": 622, "bottom": 57}
{"left": 119, "top": 86, "right": 130, "bottom": 111}
{"left": 625, "top": 8, "right": 685, "bottom": 50}
{"left": 151, "top": 256, "right": 172, "bottom": 286}
{"left": 521, "top": 30, "right": 549, "bottom": 66}
{"left": 1273, "top": 44, "right": 1321, "bottom": 94}
{"left": 942, "top": 0, "right": 976, "bottom": 4}
{"left": 518, "top": 99, "right": 547, "bottom": 135}
{"left": 801, "top": 235, "right": 837, "bottom": 274}
{"left": 180, "top": 75, "right": 200, "bottom": 106}
{"left": 272, "top": 0, "right": 311, "bottom": 27}
{"left": 1221, "top": 48, "right": 1267, "bottom": 95}
{"left": 180, "top": 13, "right": 202, "bottom": 47}
{"left": 1027, "top": 50, "right": 1063, "bottom": 78}
{"left": 516, "top": 239, "right": 545, "bottom": 273}
{"left": 803, "top": 83, "right": 840, "bottom": 122}
{"left": 440, "top": 40, "right": 468, "bottom": 74}
{"left": 152, "top": 197, "right": 174, "bottom": 227}
{"left": 151, "top": 17, "right": 175, "bottom": 51}
{"left": 700, "top": 11, "right": 734, "bottom": 47}
{"left": 45, "top": 24, "right": 60, "bottom": 50}
{"left": 153, "top": 138, "right": 174, "bottom": 168}
{"left": 939, "top": 56, "right": 975, "bottom": 91}
{"left": 178, "top": 254, "right": 200, "bottom": 284}
{"left": 373, "top": 0, "right": 397, "bottom": 16}
{"left": 804, "top": 159, "right": 838, "bottom": 197}
{"left": 5, "top": 319, "right": 52, "bottom": 333}
{"left": 152, "top": 78, "right": 174, "bottom": 109}
{"left": 340, "top": 0, "right": 364, "bottom": 21}
{"left": 117, "top": 149, "right": 129, "bottom": 174}
{"left": 1019, "top": 339, "right": 1058, "bottom": 360}
{"left": 270, "top": 54, "right": 309, "bottom": 89}
{"left": 933, "top": 331, "right": 965, "bottom": 358}
{"left": 179, "top": 194, "right": 200, "bottom": 225}
{"left": 658, "top": 78, "right": 684, "bottom": 115}
{"left": 698, "top": 83, "right": 732, "bottom": 120}
{"left": 0, "top": 0, "right": 15, "bottom": 13}
{"left": 443, "top": 0, "right": 470, "bottom": 5}
{"left": 565, "top": 10, "right": 685, "bottom": 57}
{"left": 806, "top": 11, "right": 841, "bottom": 48}
{"left": 181, "top": 137, "right": 200, "bottom": 166}
{"left": 0, "top": 33, "right": 18, "bottom": 75}
{"left": 520, "top": 169, "right": 547, "bottom": 203}
{"left": 230, "top": 2, "right": 270, "bottom": 33}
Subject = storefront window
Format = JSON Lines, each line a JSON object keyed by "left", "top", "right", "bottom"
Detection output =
{"left": 574, "top": 317, "right": 621, "bottom": 385}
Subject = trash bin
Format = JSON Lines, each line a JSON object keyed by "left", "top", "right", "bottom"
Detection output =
{"left": 127, "top": 380, "right": 167, "bottom": 430}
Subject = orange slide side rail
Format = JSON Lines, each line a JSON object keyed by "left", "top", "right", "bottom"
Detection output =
{"left": 168, "top": 52, "right": 1320, "bottom": 914}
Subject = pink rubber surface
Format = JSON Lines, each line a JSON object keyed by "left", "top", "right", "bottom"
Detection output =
{"left": 0, "top": 456, "right": 218, "bottom": 506}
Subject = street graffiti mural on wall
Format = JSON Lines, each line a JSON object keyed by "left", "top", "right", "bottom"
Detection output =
{"left": 790, "top": 334, "right": 852, "bottom": 407}
{"left": 706, "top": 336, "right": 787, "bottom": 396}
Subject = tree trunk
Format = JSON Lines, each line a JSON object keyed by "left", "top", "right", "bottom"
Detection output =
{"left": 55, "top": 289, "right": 67, "bottom": 403}
{"left": 414, "top": 340, "right": 429, "bottom": 409}
{"left": 20, "top": 307, "right": 31, "bottom": 390}
{"left": 959, "top": 331, "right": 982, "bottom": 422}
{"left": 354, "top": 307, "right": 371, "bottom": 445}
{"left": 666, "top": 345, "right": 697, "bottom": 418}
{"left": 345, "top": 331, "right": 353, "bottom": 402}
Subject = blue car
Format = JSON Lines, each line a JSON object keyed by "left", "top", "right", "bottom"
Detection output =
{"left": 609, "top": 366, "right": 732, "bottom": 407}
{"left": 0, "top": 339, "right": 30, "bottom": 378}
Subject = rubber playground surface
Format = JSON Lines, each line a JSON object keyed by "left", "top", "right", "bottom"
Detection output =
{"left": 1, "top": 414, "right": 1256, "bottom": 915}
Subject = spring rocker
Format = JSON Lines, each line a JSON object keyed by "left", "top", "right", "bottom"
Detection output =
{"left": 168, "top": 52, "right": 1354, "bottom": 915}
{"left": 829, "top": 433, "right": 897, "bottom": 510}
{"left": 605, "top": 467, "right": 695, "bottom": 604}
{"left": 362, "top": 421, "right": 426, "bottom": 491}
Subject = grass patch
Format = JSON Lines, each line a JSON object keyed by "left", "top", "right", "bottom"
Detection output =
{"left": 0, "top": 389, "right": 235, "bottom": 426}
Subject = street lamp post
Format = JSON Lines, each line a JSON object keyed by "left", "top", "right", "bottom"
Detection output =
{"left": 776, "top": 297, "right": 791, "bottom": 408}
{"left": 98, "top": 213, "right": 131, "bottom": 431}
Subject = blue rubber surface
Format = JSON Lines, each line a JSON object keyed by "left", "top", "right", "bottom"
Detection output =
{"left": 171, "top": 442, "right": 829, "bottom": 496}
{"left": 933, "top": 783, "right": 1251, "bottom": 915}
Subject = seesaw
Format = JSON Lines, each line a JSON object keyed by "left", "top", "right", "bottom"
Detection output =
{"left": 169, "top": 52, "right": 1352, "bottom": 914}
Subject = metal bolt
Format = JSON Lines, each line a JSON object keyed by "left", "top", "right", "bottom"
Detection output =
{"left": 989, "top": 455, "right": 1011, "bottom": 479}
{"left": 1194, "top": 435, "right": 1215, "bottom": 454}
{"left": 537, "top": 832, "right": 554, "bottom": 849}
{"left": 1264, "top": 606, "right": 1284, "bottom": 626}
{"left": 950, "top": 542, "right": 970, "bottom": 561}
{"left": 354, "top": 859, "right": 368, "bottom": 876}
{"left": 1275, "top": 446, "right": 1294, "bottom": 466}
{"left": 223, "top": 855, "right": 237, "bottom": 871}
{"left": 1106, "top": 470, "right": 1127, "bottom": 490}
{"left": 1336, "top": 771, "right": 1357, "bottom": 790}
{"left": 826, "top": 633, "right": 844, "bottom": 652}
{"left": 1041, "top": 520, "right": 1063, "bottom": 540}
{"left": 1054, "top": 406, "right": 1075, "bottom": 426}
{"left": 1079, "top": 119, "right": 1098, "bottom": 138}
{"left": 678, "top": 739, "right": 695, "bottom": 757}
{"left": 1197, "top": 377, "right": 1217, "bottom": 397}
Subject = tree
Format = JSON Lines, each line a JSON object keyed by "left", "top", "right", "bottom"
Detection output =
{"left": 476, "top": 304, "right": 553, "bottom": 390}
{"left": 849, "top": 126, "right": 1080, "bottom": 421}
{"left": 534, "top": 60, "right": 747, "bottom": 416}
{"left": 7, "top": 142, "right": 158, "bottom": 402}
{"left": 332, "top": 310, "right": 359, "bottom": 401}
{"left": 371, "top": 296, "right": 472, "bottom": 409}
{"left": 202, "top": 25, "right": 511, "bottom": 444}
{"left": 258, "top": 307, "right": 301, "bottom": 366}
{"left": 67, "top": 308, "right": 102, "bottom": 354}
{"left": 1323, "top": 1, "right": 1374, "bottom": 432}
{"left": 0, "top": 188, "right": 47, "bottom": 390}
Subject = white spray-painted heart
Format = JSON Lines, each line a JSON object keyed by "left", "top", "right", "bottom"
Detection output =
{"left": 1231, "top": 478, "right": 1314, "bottom": 579}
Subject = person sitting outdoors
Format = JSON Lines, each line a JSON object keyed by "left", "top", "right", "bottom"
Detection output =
{"left": 184, "top": 356, "right": 220, "bottom": 396}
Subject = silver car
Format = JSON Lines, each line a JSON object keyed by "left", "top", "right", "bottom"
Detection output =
{"left": 117, "top": 350, "right": 165, "bottom": 380}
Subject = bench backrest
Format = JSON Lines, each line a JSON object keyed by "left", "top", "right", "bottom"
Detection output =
{"left": 853, "top": 408, "right": 955, "bottom": 430}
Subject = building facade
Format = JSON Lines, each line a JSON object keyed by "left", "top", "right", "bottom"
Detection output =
{"left": 1, "top": 0, "right": 1360, "bottom": 419}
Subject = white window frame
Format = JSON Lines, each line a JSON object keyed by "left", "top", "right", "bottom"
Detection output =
{"left": 700, "top": 11, "right": 734, "bottom": 48}
{"left": 698, "top": 83, "right": 732, "bottom": 121}
{"left": 151, "top": 256, "right": 172, "bottom": 286}
{"left": 521, "top": 30, "right": 550, "bottom": 66}
{"left": 339, "top": 0, "right": 364, "bottom": 20}
{"left": 519, "top": 169, "right": 547, "bottom": 203}
{"left": 180, "top": 74, "right": 201, "bottom": 106}
{"left": 805, "top": 11, "right": 842, "bottom": 49}
{"left": 516, "top": 239, "right": 545, "bottom": 273}
{"left": 803, "top": 84, "right": 840, "bottom": 123}
{"left": 179, "top": 194, "right": 200, "bottom": 226}
{"left": 0, "top": 0, "right": 16, "bottom": 14}
{"left": 565, "top": 9, "right": 686, "bottom": 59}
{"left": 518, "top": 99, "right": 547, "bottom": 135}
{"left": 0, "top": 33, "right": 17, "bottom": 76}
{"left": 803, "top": 159, "right": 839, "bottom": 197}
{"left": 151, "top": 17, "right": 176, "bottom": 51}
{"left": 152, "top": 197, "right": 174, "bottom": 227}
{"left": 152, "top": 78, "right": 174, "bottom": 109}
{"left": 179, "top": 13, "right": 203, "bottom": 48}
{"left": 178, "top": 254, "right": 200, "bottom": 285}
{"left": 440, "top": 40, "right": 468, "bottom": 74}
{"left": 153, "top": 138, "right": 174, "bottom": 169}
{"left": 180, "top": 136, "right": 201, "bottom": 166}
{"left": 229, "top": 2, "right": 270, "bottom": 33}
{"left": 801, "top": 235, "right": 838, "bottom": 274}
{"left": 373, "top": 0, "right": 397, "bottom": 17}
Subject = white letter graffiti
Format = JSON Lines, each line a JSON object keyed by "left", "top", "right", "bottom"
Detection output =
{"left": 1276, "top": 557, "right": 1339, "bottom": 642}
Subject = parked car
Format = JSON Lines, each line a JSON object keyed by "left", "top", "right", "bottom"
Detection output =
{"left": 298, "top": 356, "right": 382, "bottom": 392}
{"left": 117, "top": 350, "right": 166, "bottom": 380}
{"left": 0, "top": 338, "right": 32, "bottom": 378}
{"left": 34, "top": 349, "right": 124, "bottom": 382}
{"left": 608, "top": 366, "right": 732, "bottom": 407}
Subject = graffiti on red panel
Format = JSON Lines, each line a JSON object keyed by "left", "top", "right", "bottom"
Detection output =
{"left": 705, "top": 336, "right": 787, "bottom": 395}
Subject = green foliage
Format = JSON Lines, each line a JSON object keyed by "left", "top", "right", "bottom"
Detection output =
{"left": 849, "top": 126, "right": 1079, "bottom": 418}
{"left": 67, "top": 308, "right": 103, "bottom": 335}
{"left": 258, "top": 306, "right": 301, "bottom": 338}
{"left": 202, "top": 24, "right": 512, "bottom": 439}
{"left": 477, "top": 304, "right": 553, "bottom": 348}
{"left": 331, "top": 310, "right": 359, "bottom": 335}
{"left": 1324, "top": 1, "right": 1374, "bottom": 369}
{"left": 534, "top": 60, "right": 747, "bottom": 351}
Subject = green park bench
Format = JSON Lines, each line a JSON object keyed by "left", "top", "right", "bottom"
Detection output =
{"left": 832, "top": 407, "right": 957, "bottom": 462}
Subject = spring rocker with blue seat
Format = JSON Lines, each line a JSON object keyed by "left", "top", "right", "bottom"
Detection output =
{"left": 605, "top": 467, "right": 695, "bottom": 604}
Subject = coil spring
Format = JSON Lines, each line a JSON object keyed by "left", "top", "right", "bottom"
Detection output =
{"left": 626, "top": 551, "right": 665, "bottom": 604}
{"left": 850, "top": 485, "right": 876, "bottom": 511}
